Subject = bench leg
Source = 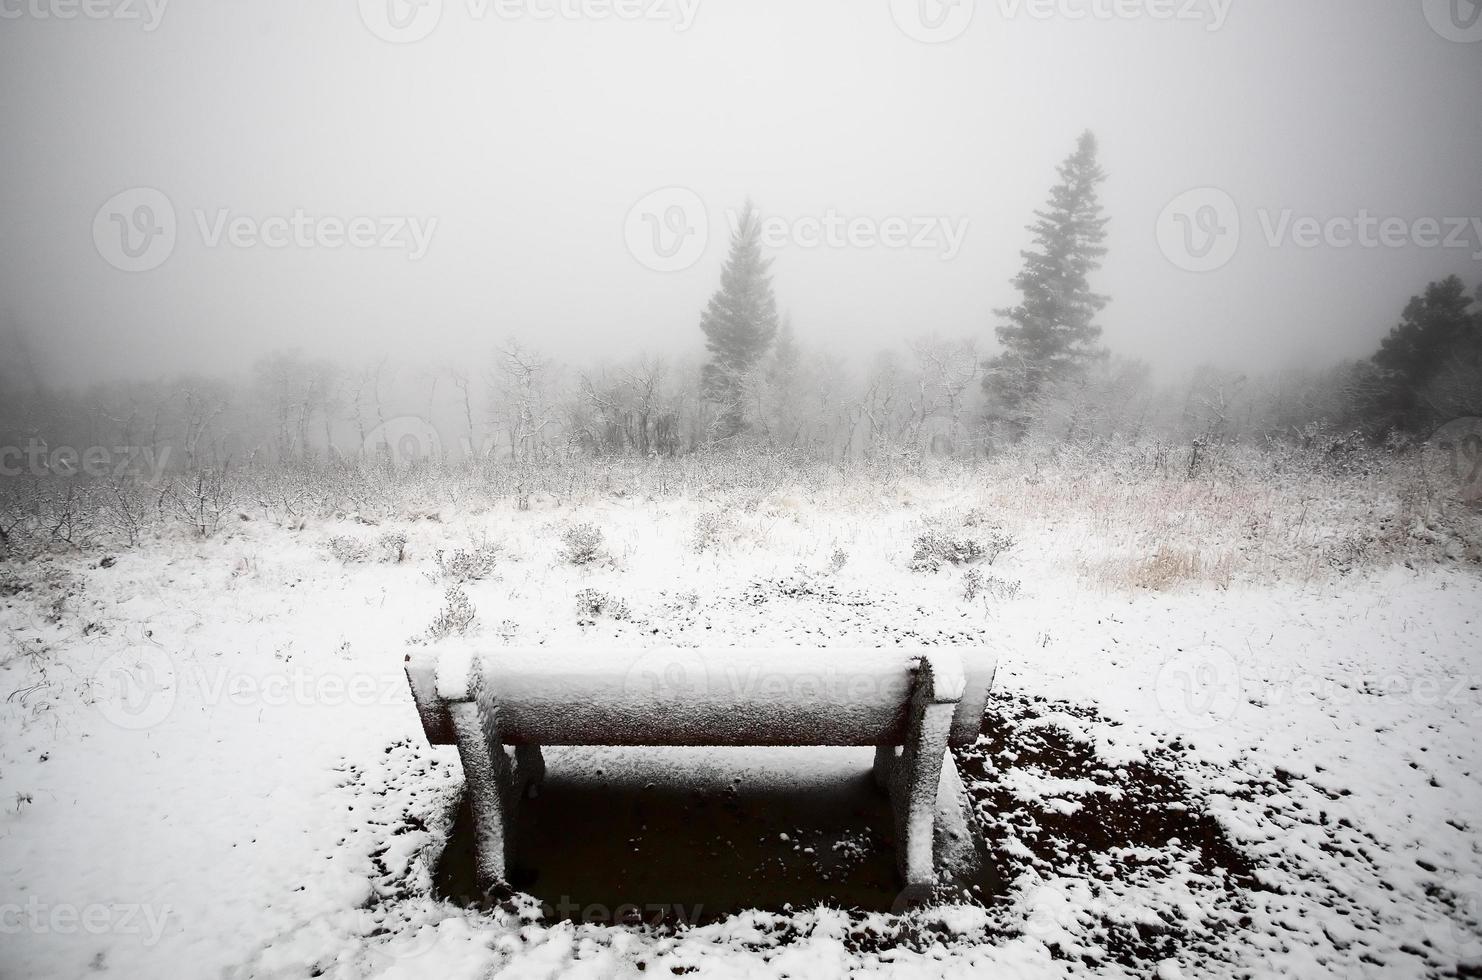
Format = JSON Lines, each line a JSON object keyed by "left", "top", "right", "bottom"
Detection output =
{"left": 451, "top": 667, "right": 548, "bottom": 893}
{"left": 515, "top": 744, "right": 546, "bottom": 799}
{"left": 879, "top": 656, "right": 959, "bottom": 898}
{"left": 873, "top": 745, "right": 896, "bottom": 791}
{"left": 449, "top": 700, "right": 515, "bottom": 891}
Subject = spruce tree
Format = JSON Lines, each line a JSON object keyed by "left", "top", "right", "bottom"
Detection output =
{"left": 700, "top": 201, "right": 780, "bottom": 438}
{"left": 983, "top": 131, "right": 1110, "bottom": 436}
{"left": 1366, "top": 275, "right": 1481, "bottom": 431}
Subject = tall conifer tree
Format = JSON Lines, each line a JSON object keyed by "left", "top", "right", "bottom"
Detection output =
{"left": 984, "top": 131, "right": 1110, "bottom": 435}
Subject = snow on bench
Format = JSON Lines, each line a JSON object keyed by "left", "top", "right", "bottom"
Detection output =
{"left": 405, "top": 645, "right": 996, "bottom": 901}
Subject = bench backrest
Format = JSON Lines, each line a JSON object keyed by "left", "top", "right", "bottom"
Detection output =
{"left": 408, "top": 647, "right": 995, "bottom": 749}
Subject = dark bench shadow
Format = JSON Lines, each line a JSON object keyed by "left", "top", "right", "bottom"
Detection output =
{"left": 435, "top": 746, "right": 904, "bottom": 925}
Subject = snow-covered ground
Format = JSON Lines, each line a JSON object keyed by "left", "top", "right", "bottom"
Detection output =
{"left": 2, "top": 470, "right": 1480, "bottom": 978}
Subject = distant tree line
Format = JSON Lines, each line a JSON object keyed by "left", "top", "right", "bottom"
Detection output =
{"left": 1, "top": 132, "right": 1478, "bottom": 475}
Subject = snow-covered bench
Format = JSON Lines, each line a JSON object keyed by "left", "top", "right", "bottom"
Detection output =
{"left": 404, "top": 646, "right": 995, "bottom": 901}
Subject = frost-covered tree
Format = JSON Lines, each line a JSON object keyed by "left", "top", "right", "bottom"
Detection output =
{"left": 1364, "top": 275, "right": 1481, "bottom": 432}
{"left": 983, "top": 131, "right": 1110, "bottom": 438}
{"left": 699, "top": 201, "right": 780, "bottom": 439}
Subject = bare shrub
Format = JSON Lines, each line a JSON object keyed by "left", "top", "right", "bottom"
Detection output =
{"left": 691, "top": 510, "right": 734, "bottom": 553}
{"left": 963, "top": 567, "right": 1021, "bottom": 601}
{"left": 910, "top": 518, "right": 1016, "bottom": 573}
{"left": 559, "top": 521, "right": 605, "bottom": 565}
{"left": 575, "top": 588, "right": 630, "bottom": 623}
{"left": 161, "top": 469, "right": 234, "bottom": 538}
{"left": 963, "top": 567, "right": 983, "bottom": 600}
{"left": 39, "top": 483, "right": 98, "bottom": 548}
{"left": 432, "top": 544, "right": 499, "bottom": 582}
{"left": 421, "top": 586, "right": 477, "bottom": 642}
{"left": 1322, "top": 534, "right": 1374, "bottom": 576}
{"left": 377, "top": 531, "right": 409, "bottom": 564}
{"left": 102, "top": 479, "right": 149, "bottom": 547}
{"left": 985, "top": 575, "right": 1022, "bottom": 600}
{"left": 326, "top": 535, "right": 371, "bottom": 564}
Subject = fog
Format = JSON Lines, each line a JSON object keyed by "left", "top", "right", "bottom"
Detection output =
{"left": 1, "top": 0, "right": 1480, "bottom": 388}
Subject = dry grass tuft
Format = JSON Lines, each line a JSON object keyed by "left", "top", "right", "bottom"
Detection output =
{"left": 1083, "top": 545, "right": 1235, "bottom": 592}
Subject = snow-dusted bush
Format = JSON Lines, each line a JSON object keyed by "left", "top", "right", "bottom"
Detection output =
{"left": 559, "top": 522, "right": 605, "bottom": 566}
{"left": 691, "top": 510, "right": 734, "bottom": 553}
{"left": 377, "top": 532, "right": 408, "bottom": 564}
{"left": 962, "top": 567, "right": 983, "bottom": 600}
{"left": 421, "top": 586, "right": 477, "bottom": 642}
{"left": 326, "top": 535, "right": 371, "bottom": 564}
{"left": 161, "top": 469, "right": 234, "bottom": 538}
{"left": 910, "top": 514, "right": 1016, "bottom": 573}
{"left": 574, "top": 587, "right": 630, "bottom": 623}
{"left": 828, "top": 546, "right": 848, "bottom": 573}
{"left": 431, "top": 544, "right": 498, "bottom": 582}
{"left": 965, "top": 568, "right": 1022, "bottom": 601}
{"left": 1323, "top": 534, "right": 1375, "bottom": 576}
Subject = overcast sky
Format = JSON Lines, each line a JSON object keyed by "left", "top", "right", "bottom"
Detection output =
{"left": 1, "top": 0, "right": 1479, "bottom": 386}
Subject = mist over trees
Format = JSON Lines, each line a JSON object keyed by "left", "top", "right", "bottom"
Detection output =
{"left": 1, "top": 131, "right": 1478, "bottom": 484}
